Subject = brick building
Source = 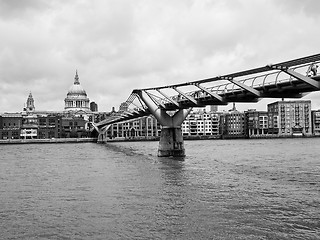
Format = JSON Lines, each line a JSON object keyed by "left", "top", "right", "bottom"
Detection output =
{"left": 245, "top": 110, "right": 268, "bottom": 138}
{"left": 0, "top": 113, "right": 22, "bottom": 139}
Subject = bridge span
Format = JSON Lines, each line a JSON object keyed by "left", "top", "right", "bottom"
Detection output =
{"left": 95, "top": 53, "right": 320, "bottom": 157}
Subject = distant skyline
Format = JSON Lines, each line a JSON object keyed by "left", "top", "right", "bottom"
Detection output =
{"left": 1, "top": 0, "right": 320, "bottom": 113}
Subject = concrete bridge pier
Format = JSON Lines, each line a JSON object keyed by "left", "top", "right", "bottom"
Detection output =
{"left": 97, "top": 132, "right": 105, "bottom": 143}
{"left": 158, "top": 126, "right": 185, "bottom": 157}
{"left": 97, "top": 125, "right": 110, "bottom": 143}
{"left": 135, "top": 90, "right": 191, "bottom": 157}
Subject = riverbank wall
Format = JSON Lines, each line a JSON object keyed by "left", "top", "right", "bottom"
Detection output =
{"left": 106, "top": 134, "right": 320, "bottom": 142}
{"left": 1, "top": 135, "right": 319, "bottom": 144}
{"left": 106, "top": 135, "right": 221, "bottom": 142}
{"left": 0, "top": 138, "right": 98, "bottom": 145}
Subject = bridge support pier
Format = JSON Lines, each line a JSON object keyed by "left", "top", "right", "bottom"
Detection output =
{"left": 158, "top": 127, "right": 185, "bottom": 157}
{"left": 134, "top": 90, "right": 192, "bottom": 157}
{"left": 97, "top": 132, "right": 105, "bottom": 143}
{"left": 97, "top": 125, "right": 111, "bottom": 143}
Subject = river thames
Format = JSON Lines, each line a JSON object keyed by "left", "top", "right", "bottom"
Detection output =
{"left": 1, "top": 138, "right": 319, "bottom": 239}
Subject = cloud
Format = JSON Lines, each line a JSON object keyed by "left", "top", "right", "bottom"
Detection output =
{"left": 0, "top": 0, "right": 53, "bottom": 19}
{"left": 1, "top": 0, "right": 320, "bottom": 113}
{"left": 275, "top": 0, "right": 320, "bottom": 17}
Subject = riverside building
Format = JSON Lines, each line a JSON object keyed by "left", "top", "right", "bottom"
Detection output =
{"left": 109, "top": 116, "right": 160, "bottom": 139}
{"left": 0, "top": 113, "right": 22, "bottom": 139}
{"left": 267, "top": 100, "right": 312, "bottom": 136}
{"left": 220, "top": 104, "right": 246, "bottom": 138}
{"left": 311, "top": 110, "right": 320, "bottom": 136}
{"left": 108, "top": 102, "right": 161, "bottom": 139}
{"left": 20, "top": 113, "right": 38, "bottom": 139}
{"left": 181, "top": 109, "right": 220, "bottom": 137}
{"left": 245, "top": 110, "right": 269, "bottom": 138}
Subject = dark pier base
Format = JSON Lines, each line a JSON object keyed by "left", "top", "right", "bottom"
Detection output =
{"left": 158, "top": 127, "right": 185, "bottom": 157}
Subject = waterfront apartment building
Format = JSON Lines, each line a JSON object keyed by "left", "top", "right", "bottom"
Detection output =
{"left": 0, "top": 113, "right": 22, "bottom": 139}
{"left": 61, "top": 116, "right": 88, "bottom": 138}
{"left": 20, "top": 114, "right": 38, "bottom": 139}
{"left": 108, "top": 115, "right": 160, "bottom": 139}
{"left": 312, "top": 110, "right": 320, "bottom": 136}
{"left": 245, "top": 110, "right": 268, "bottom": 138}
{"left": 220, "top": 110, "right": 246, "bottom": 138}
{"left": 181, "top": 110, "right": 220, "bottom": 137}
{"left": 267, "top": 100, "right": 312, "bottom": 136}
{"left": 38, "top": 114, "right": 62, "bottom": 139}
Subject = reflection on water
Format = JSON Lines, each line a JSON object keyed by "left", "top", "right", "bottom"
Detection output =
{"left": 0, "top": 138, "right": 320, "bottom": 239}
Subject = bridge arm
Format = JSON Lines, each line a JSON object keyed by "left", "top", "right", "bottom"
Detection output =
{"left": 267, "top": 64, "right": 320, "bottom": 89}
{"left": 134, "top": 90, "right": 192, "bottom": 127}
{"left": 97, "top": 124, "right": 112, "bottom": 143}
{"left": 123, "top": 111, "right": 135, "bottom": 117}
{"left": 172, "top": 108, "right": 192, "bottom": 126}
{"left": 90, "top": 122, "right": 100, "bottom": 133}
{"left": 195, "top": 83, "right": 224, "bottom": 102}
{"left": 284, "top": 69, "right": 320, "bottom": 89}
{"left": 156, "top": 89, "right": 180, "bottom": 107}
{"left": 145, "top": 91, "right": 166, "bottom": 109}
{"left": 173, "top": 87, "right": 198, "bottom": 105}
{"left": 134, "top": 90, "right": 175, "bottom": 126}
{"left": 221, "top": 77, "right": 261, "bottom": 96}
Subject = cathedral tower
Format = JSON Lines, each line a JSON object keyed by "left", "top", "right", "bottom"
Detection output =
{"left": 25, "top": 92, "right": 35, "bottom": 112}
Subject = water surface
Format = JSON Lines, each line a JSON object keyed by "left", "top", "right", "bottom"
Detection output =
{"left": 1, "top": 138, "right": 319, "bottom": 239}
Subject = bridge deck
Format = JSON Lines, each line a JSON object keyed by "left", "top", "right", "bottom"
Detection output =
{"left": 96, "top": 53, "right": 320, "bottom": 128}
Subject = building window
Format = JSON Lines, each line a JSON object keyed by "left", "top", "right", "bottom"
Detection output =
{"left": 49, "top": 118, "right": 56, "bottom": 126}
{"left": 2, "top": 131, "right": 8, "bottom": 139}
{"left": 12, "top": 131, "right": 19, "bottom": 139}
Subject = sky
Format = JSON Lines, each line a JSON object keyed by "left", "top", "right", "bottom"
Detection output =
{"left": 1, "top": 0, "right": 320, "bottom": 113}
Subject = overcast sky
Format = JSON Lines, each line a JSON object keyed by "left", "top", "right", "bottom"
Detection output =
{"left": 1, "top": 0, "right": 320, "bottom": 113}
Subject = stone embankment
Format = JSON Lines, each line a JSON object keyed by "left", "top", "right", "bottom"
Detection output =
{"left": 0, "top": 138, "right": 97, "bottom": 144}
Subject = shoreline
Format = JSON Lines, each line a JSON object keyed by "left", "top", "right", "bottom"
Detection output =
{"left": 0, "top": 138, "right": 98, "bottom": 145}
{"left": 106, "top": 134, "right": 320, "bottom": 142}
{"left": 1, "top": 135, "right": 320, "bottom": 144}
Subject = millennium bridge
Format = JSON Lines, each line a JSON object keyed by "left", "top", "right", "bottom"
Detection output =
{"left": 94, "top": 53, "right": 320, "bottom": 157}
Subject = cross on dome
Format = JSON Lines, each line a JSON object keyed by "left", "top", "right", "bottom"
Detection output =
{"left": 74, "top": 70, "right": 80, "bottom": 85}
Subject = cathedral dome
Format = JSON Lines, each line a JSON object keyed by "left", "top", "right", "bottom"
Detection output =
{"left": 67, "top": 84, "right": 87, "bottom": 96}
{"left": 67, "top": 71, "right": 87, "bottom": 97}
{"left": 64, "top": 70, "right": 90, "bottom": 111}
